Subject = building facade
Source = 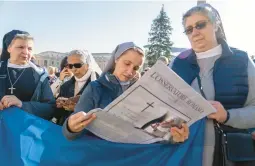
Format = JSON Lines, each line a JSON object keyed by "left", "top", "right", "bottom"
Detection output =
{"left": 92, "top": 53, "right": 112, "bottom": 70}
{"left": 34, "top": 51, "right": 111, "bottom": 71}
{"left": 142, "top": 46, "right": 188, "bottom": 68}
{"left": 34, "top": 51, "right": 67, "bottom": 69}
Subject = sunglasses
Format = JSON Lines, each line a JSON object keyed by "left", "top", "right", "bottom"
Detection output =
{"left": 67, "top": 63, "right": 84, "bottom": 69}
{"left": 184, "top": 20, "right": 209, "bottom": 35}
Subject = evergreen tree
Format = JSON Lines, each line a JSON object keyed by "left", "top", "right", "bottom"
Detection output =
{"left": 146, "top": 4, "right": 173, "bottom": 66}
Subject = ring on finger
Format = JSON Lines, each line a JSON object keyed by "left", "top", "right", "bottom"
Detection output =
{"left": 80, "top": 123, "right": 85, "bottom": 128}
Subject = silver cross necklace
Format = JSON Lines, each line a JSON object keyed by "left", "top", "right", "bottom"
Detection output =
{"left": 6, "top": 66, "right": 27, "bottom": 94}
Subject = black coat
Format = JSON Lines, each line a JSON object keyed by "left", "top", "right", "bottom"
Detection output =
{"left": 54, "top": 73, "right": 99, "bottom": 125}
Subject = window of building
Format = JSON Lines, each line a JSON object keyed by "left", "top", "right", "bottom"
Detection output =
{"left": 44, "top": 60, "right": 48, "bottom": 67}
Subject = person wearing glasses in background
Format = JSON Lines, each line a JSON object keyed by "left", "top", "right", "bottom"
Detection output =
{"left": 50, "top": 56, "right": 73, "bottom": 98}
{"left": 170, "top": 4, "right": 255, "bottom": 166}
{"left": 54, "top": 49, "right": 101, "bottom": 125}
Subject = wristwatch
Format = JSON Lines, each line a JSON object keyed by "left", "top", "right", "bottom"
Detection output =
{"left": 223, "top": 110, "right": 230, "bottom": 124}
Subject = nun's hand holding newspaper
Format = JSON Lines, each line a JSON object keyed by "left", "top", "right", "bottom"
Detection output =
{"left": 85, "top": 62, "right": 216, "bottom": 144}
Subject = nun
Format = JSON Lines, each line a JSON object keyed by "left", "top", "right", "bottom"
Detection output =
{"left": 54, "top": 49, "right": 101, "bottom": 125}
{"left": 0, "top": 30, "right": 55, "bottom": 120}
{"left": 62, "top": 42, "right": 189, "bottom": 143}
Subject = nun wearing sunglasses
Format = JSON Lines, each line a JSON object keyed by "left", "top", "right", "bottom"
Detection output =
{"left": 170, "top": 4, "right": 255, "bottom": 166}
{"left": 62, "top": 42, "right": 189, "bottom": 143}
{"left": 54, "top": 49, "right": 101, "bottom": 125}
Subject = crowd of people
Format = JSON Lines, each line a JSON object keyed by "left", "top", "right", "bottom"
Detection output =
{"left": 0, "top": 3, "right": 255, "bottom": 166}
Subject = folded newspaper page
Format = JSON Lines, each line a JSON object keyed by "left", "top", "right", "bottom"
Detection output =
{"left": 85, "top": 61, "right": 216, "bottom": 144}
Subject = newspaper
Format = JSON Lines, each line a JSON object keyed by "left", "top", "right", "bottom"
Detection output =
{"left": 85, "top": 61, "right": 216, "bottom": 144}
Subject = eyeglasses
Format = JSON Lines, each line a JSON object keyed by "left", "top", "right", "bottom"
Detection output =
{"left": 184, "top": 20, "right": 209, "bottom": 35}
{"left": 67, "top": 63, "right": 84, "bottom": 69}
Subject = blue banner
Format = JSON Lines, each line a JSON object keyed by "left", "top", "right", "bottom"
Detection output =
{"left": 0, "top": 107, "right": 205, "bottom": 166}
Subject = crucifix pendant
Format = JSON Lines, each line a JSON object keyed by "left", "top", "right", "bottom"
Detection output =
{"left": 9, "top": 86, "right": 16, "bottom": 94}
